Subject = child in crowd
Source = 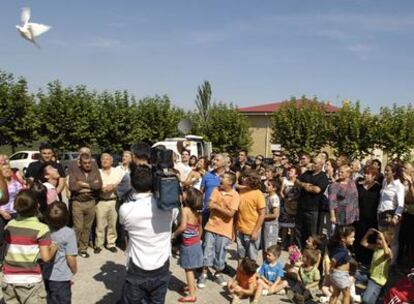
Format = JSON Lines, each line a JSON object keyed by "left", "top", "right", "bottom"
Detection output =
{"left": 328, "top": 225, "right": 356, "bottom": 304}
{"left": 287, "top": 249, "right": 321, "bottom": 304}
{"left": 253, "top": 245, "right": 287, "bottom": 303}
{"left": 173, "top": 187, "right": 203, "bottom": 303}
{"left": 43, "top": 201, "right": 78, "bottom": 304}
{"left": 285, "top": 244, "right": 302, "bottom": 281}
{"left": 280, "top": 166, "right": 300, "bottom": 249}
{"left": 227, "top": 257, "right": 259, "bottom": 304}
{"left": 198, "top": 172, "right": 239, "bottom": 288}
{"left": 305, "top": 235, "right": 323, "bottom": 262}
{"left": 2, "top": 190, "right": 58, "bottom": 304}
{"left": 360, "top": 228, "right": 393, "bottom": 304}
{"left": 316, "top": 235, "right": 334, "bottom": 303}
{"left": 262, "top": 179, "right": 280, "bottom": 258}
{"left": 384, "top": 267, "right": 414, "bottom": 304}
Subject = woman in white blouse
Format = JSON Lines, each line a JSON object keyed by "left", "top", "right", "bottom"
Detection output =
{"left": 378, "top": 162, "right": 405, "bottom": 265}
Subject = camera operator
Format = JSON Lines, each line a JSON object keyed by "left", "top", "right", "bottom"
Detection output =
{"left": 119, "top": 164, "right": 174, "bottom": 303}
{"left": 117, "top": 143, "right": 151, "bottom": 200}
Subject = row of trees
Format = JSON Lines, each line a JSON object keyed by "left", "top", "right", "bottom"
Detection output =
{"left": 2, "top": 68, "right": 413, "bottom": 160}
{"left": 0, "top": 71, "right": 251, "bottom": 154}
{"left": 271, "top": 98, "right": 414, "bottom": 160}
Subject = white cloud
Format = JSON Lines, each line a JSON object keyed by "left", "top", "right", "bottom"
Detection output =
{"left": 346, "top": 43, "right": 374, "bottom": 53}
{"left": 315, "top": 29, "right": 356, "bottom": 40}
{"left": 85, "top": 37, "right": 121, "bottom": 48}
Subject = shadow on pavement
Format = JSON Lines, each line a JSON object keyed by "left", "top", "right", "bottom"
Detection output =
{"left": 93, "top": 261, "right": 126, "bottom": 304}
{"left": 219, "top": 290, "right": 233, "bottom": 303}
{"left": 168, "top": 274, "right": 187, "bottom": 296}
{"left": 227, "top": 249, "right": 238, "bottom": 261}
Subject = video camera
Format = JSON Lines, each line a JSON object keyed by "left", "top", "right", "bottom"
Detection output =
{"left": 150, "top": 145, "right": 181, "bottom": 210}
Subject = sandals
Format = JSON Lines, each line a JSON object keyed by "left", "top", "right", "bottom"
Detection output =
{"left": 178, "top": 296, "right": 197, "bottom": 303}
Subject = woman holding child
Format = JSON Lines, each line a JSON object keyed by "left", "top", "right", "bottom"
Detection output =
{"left": 354, "top": 165, "right": 381, "bottom": 266}
{"left": 377, "top": 162, "right": 405, "bottom": 265}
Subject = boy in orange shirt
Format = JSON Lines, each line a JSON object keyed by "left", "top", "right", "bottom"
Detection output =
{"left": 198, "top": 172, "right": 240, "bottom": 288}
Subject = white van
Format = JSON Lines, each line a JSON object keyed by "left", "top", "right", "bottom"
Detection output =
{"left": 152, "top": 135, "right": 212, "bottom": 161}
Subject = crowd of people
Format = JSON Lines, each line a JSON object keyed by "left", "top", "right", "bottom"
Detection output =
{"left": 0, "top": 142, "right": 413, "bottom": 304}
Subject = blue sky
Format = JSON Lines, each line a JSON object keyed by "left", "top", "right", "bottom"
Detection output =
{"left": 1, "top": 1, "right": 414, "bottom": 111}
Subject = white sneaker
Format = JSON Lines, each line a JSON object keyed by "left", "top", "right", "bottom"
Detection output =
{"left": 197, "top": 274, "right": 208, "bottom": 289}
{"left": 231, "top": 295, "right": 241, "bottom": 304}
{"left": 352, "top": 295, "right": 362, "bottom": 303}
{"left": 319, "top": 296, "right": 330, "bottom": 303}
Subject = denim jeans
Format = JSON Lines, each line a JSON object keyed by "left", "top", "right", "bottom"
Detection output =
{"left": 236, "top": 231, "right": 261, "bottom": 261}
{"left": 362, "top": 279, "right": 382, "bottom": 304}
{"left": 203, "top": 231, "right": 231, "bottom": 271}
{"left": 120, "top": 260, "right": 170, "bottom": 304}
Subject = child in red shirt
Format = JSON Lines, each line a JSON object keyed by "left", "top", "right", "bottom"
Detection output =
{"left": 384, "top": 268, "right": 414, "bottom": 304}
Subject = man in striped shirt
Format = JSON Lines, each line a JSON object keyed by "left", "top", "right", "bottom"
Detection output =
{"left": 2, "top": 189, "right": 58, "bottom": 304}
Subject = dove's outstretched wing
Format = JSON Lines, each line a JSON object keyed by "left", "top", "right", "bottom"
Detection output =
{"left": 21, "top": 7, "right": 31, "bottom": 26}
{"left": 28, "top": 23, "right": 51, "bottom": 38}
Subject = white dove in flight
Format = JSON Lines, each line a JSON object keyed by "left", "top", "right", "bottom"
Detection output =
{"left": 16, "top": 7, "right": 51, "bottom": 47}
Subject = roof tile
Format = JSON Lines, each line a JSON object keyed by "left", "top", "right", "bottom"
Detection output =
{"left": 238, "top": 99, "right": 339, "bottom": 113}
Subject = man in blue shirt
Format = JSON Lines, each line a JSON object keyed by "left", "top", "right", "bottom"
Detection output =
{"left": 200, "top": 153, "right": 226, "bottom": 227}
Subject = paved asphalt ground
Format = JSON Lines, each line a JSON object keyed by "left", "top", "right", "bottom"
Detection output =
{"left": 72, "top": 243, "right": 290, "bottom": 304}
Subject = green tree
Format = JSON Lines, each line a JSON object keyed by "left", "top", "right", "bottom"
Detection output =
{"left": 37, "top": 81, "right": 101, "bottom": 151}
{"left": 330, "top": 100, "right": 376, "bottom": 159}
{"left": 376, "top": 104, "right": 414, "bottom": 159}
{"left": 196, "top": 103, "right": 252, "bottom": 154}
{"left": 133, "top": 95, "right": 185, "bottom": 143}
{"left": 195, "top": 81, "right": 212, "bottom": 135}
{"left": 271, "top": 97, "right": 332, "bottom": 160}
{"left": 192, "top": 81, "right": 252, "bottom": 154}
{"left": 0, "top": 71, "right": 39, "bottom": 152}
{"left": 95, "top": 90, "right": 139, "bottom": 153}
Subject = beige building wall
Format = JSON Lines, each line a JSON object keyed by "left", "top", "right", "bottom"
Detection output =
{"left": 244, "top": 113, "right": 390, "bottom": 164}
{"left": 245, "top": 114, "right": 273, "bottom": 157}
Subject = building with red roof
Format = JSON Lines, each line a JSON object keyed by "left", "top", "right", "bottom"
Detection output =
{"left": 237, "top": 98, "right": 340, "bottom": 156}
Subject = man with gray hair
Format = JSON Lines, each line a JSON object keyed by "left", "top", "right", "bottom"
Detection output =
{"left": 295, "top": 156, "right": 329, "bottom": 247}
{"left": 68, "top": 153, "right": 102, "bottom": 258}
{"left": 94, "top": 153, "right": 124, "bottom": 254}
{"left": 67, "top": 146, "right": 99, "bottom": 174}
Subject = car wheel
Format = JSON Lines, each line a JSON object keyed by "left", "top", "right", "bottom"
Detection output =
{"left": 23, "top": 167, "right": 27, "bottom": 175}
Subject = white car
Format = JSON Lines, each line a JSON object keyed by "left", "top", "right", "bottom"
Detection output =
{"left": 9, "top": 151, "right": 40, "bottom": 174}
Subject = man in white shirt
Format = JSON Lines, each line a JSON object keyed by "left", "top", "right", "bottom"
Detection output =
{"left": 174, "top": 149, "right": 192, "bottom": 183}
{"left": 116, "top": 151, "right": 132, "bottom": 199}
{"left": 95, "top": 153, "right": 124, "bottom": 254}
{"left": 119, "top": 165, "right": 173, "bottom": 304}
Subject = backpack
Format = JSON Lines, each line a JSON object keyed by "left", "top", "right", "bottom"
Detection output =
{"left": 153, "top": 168, "right": 181, "bottom": 210}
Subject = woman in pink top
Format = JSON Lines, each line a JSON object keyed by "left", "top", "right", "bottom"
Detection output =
{"left": 0, "top": 164, "right": 22, "bottom": 261}
{"left": 40, "top": 163, "right": 60, "bottom": 204}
